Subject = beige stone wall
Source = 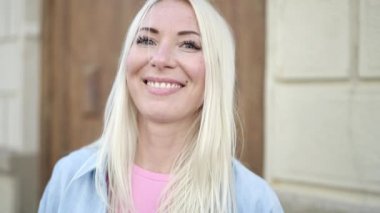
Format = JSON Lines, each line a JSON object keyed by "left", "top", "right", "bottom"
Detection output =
{"left": 0, "top": 0, "right": 41, "bottom": 212}
{"left": 266, "top": 0, "right": 380, "bottom": 212}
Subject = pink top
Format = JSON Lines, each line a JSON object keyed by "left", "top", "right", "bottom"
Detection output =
{"left": 132, "top": 165, "right": 170, "bottom": 213}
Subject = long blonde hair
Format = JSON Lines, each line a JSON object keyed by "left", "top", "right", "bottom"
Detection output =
{"left": 95, "top": 0, "right": 237, "bottom": 212}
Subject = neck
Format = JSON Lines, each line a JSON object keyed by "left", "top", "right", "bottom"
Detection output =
{"left": 135, "top": 116, "right": 196, "bottom": 173}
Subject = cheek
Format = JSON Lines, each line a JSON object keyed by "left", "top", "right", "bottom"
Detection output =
{"left": 192, "top": 58, "right": 206, "bottom": 104}
{"left": 186, "top": 54, "right": 205, "bottom": 80}
{"left": 126, "top": 50, "right": 138, "bottom": 76}
{"left": 126, "top": 46, "right": 149, "bottom": 76}
{"left": 125, "top": 50, "right": 142, "bottom": 92}
{"left": 196, "top": 57, "right": 206, "bottom": 85}
{"left": 198, "top": 58, "right": 206, "bottom": 103}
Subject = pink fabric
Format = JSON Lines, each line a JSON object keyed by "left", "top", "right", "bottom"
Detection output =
{"left": 132, "top": 165, "right": 170, "bottom": 213}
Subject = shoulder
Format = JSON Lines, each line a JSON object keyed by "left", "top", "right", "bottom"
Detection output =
{"left": 38, "top": 143, "right": 100, "bottom": 213}
{"left": 233, "top": 160, "right": 284, "bottom": 213}
{"left": 53, "top": 143, "right": 98, "bottom": 181}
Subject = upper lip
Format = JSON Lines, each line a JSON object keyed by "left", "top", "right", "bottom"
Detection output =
{"left": 143, "top": 76, "right": 186, "bottom": 87}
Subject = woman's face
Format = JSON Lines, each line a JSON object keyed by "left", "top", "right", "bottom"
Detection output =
{"left": 126, "top": 0, "right": 205, "bottom": 124}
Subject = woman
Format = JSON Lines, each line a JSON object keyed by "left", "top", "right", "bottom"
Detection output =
{"left": 39, "top": 0, "right": 283, "bottom": 212}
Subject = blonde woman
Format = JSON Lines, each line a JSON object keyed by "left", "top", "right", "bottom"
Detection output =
{"left": 39, "top": 0, "right": 283, "bottom": 212}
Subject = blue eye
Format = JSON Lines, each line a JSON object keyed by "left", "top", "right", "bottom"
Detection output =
{"left": 181, "top": 40, "right": 201, "bottom": 50}
{"left": 136, "top": 36, "right": 156, "bottom": 46}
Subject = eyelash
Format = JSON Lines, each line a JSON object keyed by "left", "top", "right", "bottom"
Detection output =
{"left": 181, "top": 40, "right": 201, "bottom": 50}
{"left": 135, "top": 35, "right": 201, "bottom": 51}
{"left": 136, "top": 36, "right": 156, "bottom": 46}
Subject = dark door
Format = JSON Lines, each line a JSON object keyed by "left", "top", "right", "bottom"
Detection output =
{"left": 213, "top": 0, "right": 266, "bottom": 176}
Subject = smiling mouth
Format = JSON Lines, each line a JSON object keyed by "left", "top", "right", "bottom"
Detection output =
{"left": 143, "top": 79, "right": 185, "bottom": 89}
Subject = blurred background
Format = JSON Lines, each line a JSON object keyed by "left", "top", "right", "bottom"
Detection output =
{"left": 0, "top": 0, "right": 379, "bottom": 212}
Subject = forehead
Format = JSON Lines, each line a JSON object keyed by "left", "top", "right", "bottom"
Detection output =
{"left": 142, "top": 0, "right": 199, "bottom": 31}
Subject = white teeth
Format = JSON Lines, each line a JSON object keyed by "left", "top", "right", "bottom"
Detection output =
{"left": 146, "top": 81, "right": 181, "bottom": 89}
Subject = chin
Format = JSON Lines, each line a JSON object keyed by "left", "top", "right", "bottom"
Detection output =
{"left": 145, "top": 114, "right": 178, "bottom": 123}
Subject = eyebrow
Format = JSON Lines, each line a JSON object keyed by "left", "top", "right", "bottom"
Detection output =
{"left": 140, "top": 27, "right": 158, "bottom": 34}
{"left": 139, "top": 27, "right": 200, "bottom": 36}
{"left": 178, "top": 30, "right": 200, "bottom": 36}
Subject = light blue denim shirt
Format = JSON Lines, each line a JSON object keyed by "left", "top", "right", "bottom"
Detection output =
{"left": 39, "top": 144, "right": 284, "bottom": 213}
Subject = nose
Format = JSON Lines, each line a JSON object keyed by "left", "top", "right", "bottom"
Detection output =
{"left": 149, "top": 43, "right": 176, "bottom": 70}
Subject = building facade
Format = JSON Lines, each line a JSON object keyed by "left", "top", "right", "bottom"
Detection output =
{"left": 0, "top": 0, "right": 41, "bottom": 212}
{"left": 266, "top": 0, "right": 380, "bottom": 212}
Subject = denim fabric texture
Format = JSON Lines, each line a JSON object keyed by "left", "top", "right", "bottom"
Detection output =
{"left": 39, "top": 144, "right": 284, "bottom": 213}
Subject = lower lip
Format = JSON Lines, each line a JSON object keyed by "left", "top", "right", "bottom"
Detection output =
{"left": 145, "top": 83, "right": 182, "bottom": 96}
